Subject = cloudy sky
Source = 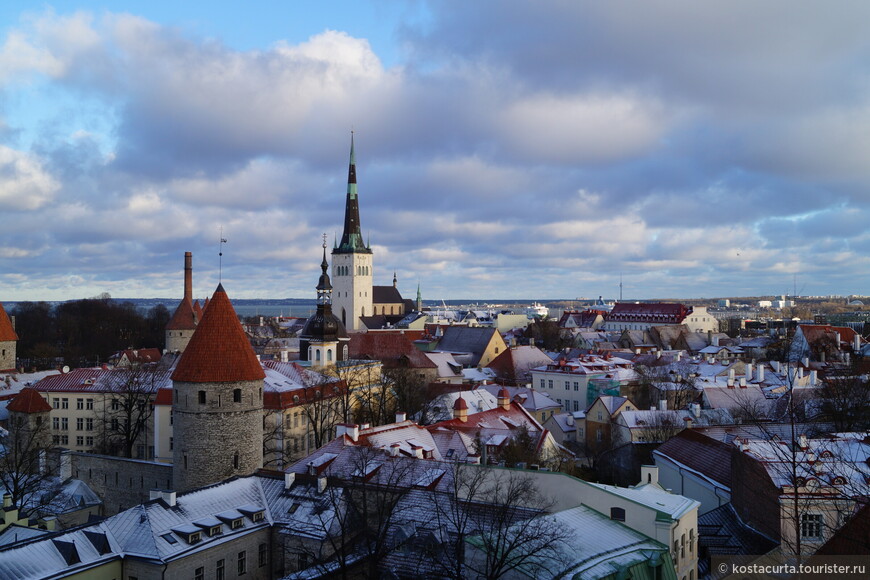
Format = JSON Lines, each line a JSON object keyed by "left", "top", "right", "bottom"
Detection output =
{"left": 1, "top": 1, "right": 869, "bottom": 302}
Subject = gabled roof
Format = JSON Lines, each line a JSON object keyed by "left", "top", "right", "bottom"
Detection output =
{"left": 479, "top": 385, "right": 561, "bottom": 412}
{"left": 347, "top": 333, "right": 436, "bottom": 369}
{"left": 7, "top": 388, "right": 51, "bottom": 414}
{"left": 607, "top": 302, "right": 690, "bottom": 323}
{"left": 434, "top": 326, "right": 501, "bottom": 366}
{"left": 0, "top": 302, "right": 18, "bottom": 342}
{"left": 486, "top": 346, "right": 552, "bottom": 384}
{"left": 171, "top": 285, "right": 265, "bottom": 383}
{"left": 653, "top": 429, "right": 734, "bottom": 488}
{"left": 594, "top": 395, "right": 629, "bottom": 415}
{"left": 372, "top": 285, "right": 404, "bottom": 304}
{"left": 797, "top": 324, "right": 859, "bottom": 347}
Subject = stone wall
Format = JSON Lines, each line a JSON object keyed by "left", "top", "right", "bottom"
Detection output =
{"left": 67, "top": 451, "right": 173, "bottom": 515}
{"left": 173, "top": 379, "right": 264, "bottom": 492}
{"left": 0, "top": 339, "right": 15, "bottom": 371}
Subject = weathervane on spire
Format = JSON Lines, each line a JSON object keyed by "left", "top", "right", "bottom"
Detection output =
{"left": 219, "top": 227, "right": 227, "bottom": 282}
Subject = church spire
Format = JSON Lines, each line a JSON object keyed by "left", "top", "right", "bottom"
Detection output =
{"left": 336, "top": 132, "right": 371, "bottom": 254}
{"left": 317, "top": 234, "right": 333, "bottom": 305}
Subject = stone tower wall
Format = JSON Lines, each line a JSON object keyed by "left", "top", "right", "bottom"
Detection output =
{"left": 165, "top": 329, "right": 194, "bottom": 354}
{"left": 331, "top": 252, "right": 372, "bottom": 332}
{"left": 0, "top": 340, "right": 16, "bottom": 371}
{"left": 172, "top": 378, "right": 264, "bottom": 492}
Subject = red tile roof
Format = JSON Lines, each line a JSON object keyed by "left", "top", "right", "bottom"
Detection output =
{"left": 165, "top": 297, "right": 198, "bottom": 331}
{"left": 348, "top": 333, "right": 436, "bottom": 369}
{"left": 0, "top": 303, "right": 18, "bottom": 342}
{"left": 798, "top": 324, "right": 859, "bottom": 347}
{"left": 7, "top": 388, "right": 52, "bottom": 413}
{"left": 154, "top": 387, "right": 173, "bottom": 405}
{"left": 606, "top": 302, "right": 690, "bottom": 324}
{"left": 171, "top": 285, "right": 265, "bottom": 383}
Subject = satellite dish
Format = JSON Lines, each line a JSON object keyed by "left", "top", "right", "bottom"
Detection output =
{"left": 62, "top": 366, "right": 70, "bottom": 374}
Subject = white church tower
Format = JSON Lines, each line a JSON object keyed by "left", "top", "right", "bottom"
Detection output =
{"left": 332, "top": 133, "right": 372, "bottom": 332}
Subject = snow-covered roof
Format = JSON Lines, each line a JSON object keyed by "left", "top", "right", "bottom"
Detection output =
{"left": 474, "top": 504, "right": 671, "bottom": 580}
{"left": 587, "top": 481, "right": 700, "bottom": 521}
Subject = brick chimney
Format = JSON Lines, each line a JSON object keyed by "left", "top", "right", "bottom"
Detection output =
{"left": 184, "top": 251, "right": 193, "bottom": 302}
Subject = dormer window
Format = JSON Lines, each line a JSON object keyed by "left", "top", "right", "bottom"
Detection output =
{"left": 252, "top": 511, "right": 265, "bottom": 522}
{"left": 231, "top": 518, "right": 244, "bottom": 529}
{"left": 208, "top": 525, "right": 222, "bottom": 537}
{"left": 172, "top": 528, "right": 200, "bottom": 544}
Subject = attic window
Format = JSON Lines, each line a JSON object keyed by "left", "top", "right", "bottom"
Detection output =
{"left": 231, "top": 519, "right": 244, "bottom": 530}
{"left": 820, "top": 450, "right": 833, "bottom": 458}
{"left": 208, "top": 525, "right": 222, "bottom": 537}
{"left": 832, "top": 476, "right": 846, "bottom": 485}
{"left": 160, "top": 533, "right": 178, "bottom": 545}
{"left": 288, "top": 502, "right": 301, "bottom": 514}
{"left": 252, "top": 511, "right": 265, "bottom": 522}
{"left": 610, "top": 507, "right": 626, "bottom": 521}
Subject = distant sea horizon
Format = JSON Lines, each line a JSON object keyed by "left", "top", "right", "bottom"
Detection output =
{"left": 4, "top": 297, "right": 585, "bottom": 319}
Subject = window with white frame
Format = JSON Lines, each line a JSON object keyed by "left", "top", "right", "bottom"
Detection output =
{"left": 801, "top": 514, "right": 823, "bottom": 539}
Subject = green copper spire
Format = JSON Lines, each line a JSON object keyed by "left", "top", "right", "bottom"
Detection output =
{"left": 335, "top": 131, "right": 371, "bottom": 254}
{"left": 347, "top": 131, "right": 358, "bottom": 200}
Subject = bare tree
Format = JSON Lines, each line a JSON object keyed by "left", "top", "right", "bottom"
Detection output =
{"left": 453, "top": 465, "right": 571, "bottom": 579}
{"left": 0, "top": 413, "right": 59, "bottom": 513}
{"left": 817, "top": 369, "right": 870, "bottom": 431}
{"left": 284, "top": 446, "right": 421, "bottom": 579}
{"left": 97, "top": 365, "right": 166, "bottom": 458}
{"left": 382, "top": 366, "right": 437, "bottom": 425}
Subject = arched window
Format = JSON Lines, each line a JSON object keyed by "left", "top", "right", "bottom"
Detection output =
{"left": 233, "top": 389, "right": 241, "bottom": 403}
{"left": 343, "top": 345, "right": 349, "bottom": 359}
{"left": 315, "top": 350, "right": 321, "bottom": 361}
{"left": 327, "top": 349, "right": 333, "bottom": 362}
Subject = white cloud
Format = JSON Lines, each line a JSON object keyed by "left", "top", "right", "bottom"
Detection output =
{"left": 0, "top": 146, "right": 59, "bottom": 210}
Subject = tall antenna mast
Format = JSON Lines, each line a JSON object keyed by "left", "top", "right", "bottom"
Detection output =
{"left": 219, "top": 227, "right": 227, "bottom": 283}
{"left": 619, "top": 273, "right": 623, "bottom": 302}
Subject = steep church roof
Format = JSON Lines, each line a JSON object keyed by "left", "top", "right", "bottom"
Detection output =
{"left": 0, "top": 302, "right": 19, "bottom": 341}
{"left": 8, "top": 388, "right": 51, "bottom": 413}
{"left": 334, "top": 133, "right": 371, "bottom": 255}
{"left": 172, "top": 284, "right": 265, "bottom": 383}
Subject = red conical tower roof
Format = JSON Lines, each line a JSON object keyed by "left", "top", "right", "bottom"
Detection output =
{"left": 171, "top": 284, "right": 265, "bottom": 383}
{"left": 8, "top": 388, "right": 51, "bottom": 413}
{"left": 0, "top": 303, "right": 18, "bottom": 341}
{"left": 166, "top": 297, "right": 198, "bottom": 331}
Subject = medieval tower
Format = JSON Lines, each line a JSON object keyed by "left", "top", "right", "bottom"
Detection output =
{"left": 0, "top": 302, "right": 18, "bottom": 372}
{"left": 170, "top": 284, "right": 265, "bottom": 492}
{"left": 165, "top": 252, "right": 199, "bottom": 353}
{"left": 332, "top": 134, "right": 373, "bottom": 332}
